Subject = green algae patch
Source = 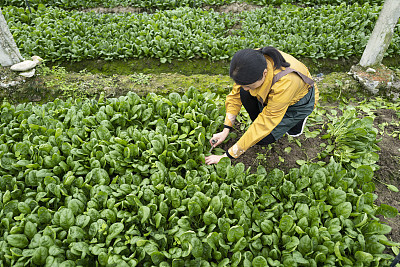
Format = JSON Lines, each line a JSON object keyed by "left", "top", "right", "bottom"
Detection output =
{"left": 1, "top": 64, "right": 391, "bottom": 106}
{"left": 315, "top": 72, "right": 366, "bottom": 103}
{"left": 1, "top": 65, "right": 233, "bottom": 104}
{"left": 54, "top": 58, "right": 231, "bottom": 76}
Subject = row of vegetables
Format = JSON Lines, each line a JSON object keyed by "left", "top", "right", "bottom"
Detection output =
{"left": 3, "top": 3, "right": 399, "bottom": 62}
{"left": 0, "top": 88, "right": 398, "bottom": 266}
{"left": 2, "top": 0, "right": 386, "bottom": 10}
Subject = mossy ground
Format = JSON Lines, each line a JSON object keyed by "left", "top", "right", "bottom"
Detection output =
{"left": 0, "top": 64, "right": 233, "bottom": 104}
{"left": 3, "top": 54, "right": 397, "bottom": 105}
{"left": 0, "top": 63, "right": 371, "bottom": 105}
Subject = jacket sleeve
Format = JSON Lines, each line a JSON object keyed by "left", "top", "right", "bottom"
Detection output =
{"left": 224, "top": 84, "right": 242, "bottom": 128}
{"left": 227, "top": 79, "right": 297, "bottom": 158}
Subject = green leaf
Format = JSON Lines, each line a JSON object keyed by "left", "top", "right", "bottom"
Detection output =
{"left": 227, "top": 225, "right": 244, "bottom": 243}
{"left": 376, "top": 204, "right": 398, "bottom": 218}
{"left": 217, "top": 258, "right": 230, "bottom": 267}
{"left": 387, "top": 184, "right": 399, "bottom": 192}
{"left": 279, "top": 215, "right": 294, "bottom": 233}
{"left": 334, "top": 242, "right": 343, "bottom": 260}
{"left": 36, "top": 169, "right": 54, "bottom": 178}
{"left": 106, "top": 223, "right": 124, "bottom": 246}
{"left": 311, "top": 169, "right": 326, "bottom": 185}
{"left": 18, "top": 202, "right": 32, "bottom": 214}
{"left": 355, "top": 165, "right": 373, "bottom": 183}
{"left": 185, "top": 159, "right": 197, "bottom": 170}
{"left": 391, "top": 246, "right": 399, "bottom": 255}
{"left": 232, "top": 237, "right": 247, "bottom": 252}
{"left": 38, "top": 207, "right": 51, "bottom": 224}
{"left": 335, "top": 202, "right": 352, "bottom": 218}
{"left": 155, "top": 213, "right": 163, "bottom": 228}
{"left": 191, "top": 237, "right": 203, "bottom": 258}
{"left": 285, "top": 236, "right": 300, "bottom": 252}
{"left": 363, "top": 221, "right": 392, "bottom": 235}
{"left": 298, "top": 235, "right": 312, "bottom": 255}
{"left": 328, "top": 189, "right": 346, "bottom": 206}
{"left": 296, "top": 160, "right": 307, "bottom": 166}
{"left": 188, "top": 201, "right": 202, "bottom": 217}
{"left": 151, "top": 251, "right": 165, "bottom": 265}
{"left": 206, "top": 232, "right": 219, "bottom": 251}
{"left": 210, "top": 196, "right": 222, "bottom": 214}
{"left": 151, "top": 139, "right": 164, "bottom": 154}
{"left": 32, "top": 246, "right": 49, "bottom": 265}
{"left": 296, "top": 177, "right": 310, "bottom": 191}
{"left": 268, "top": 168, "right": 284, "bottom": 186}
{"left": 68, "top": 199, "right": 85, "bottom": 216}
{"left": 259, "top": 193, "right": 276, "bottom": 208}
{"left": 203, "top": 211, "right": 218, "bottom": 225}
{"left": 24, "top": 221, "right": 37, "bottom": 240}
{"left": 98, "top": 252, "right": 108, "bottom": 265}
{"left": 216, "top": 157, "right": 231, "bottom": 178}
{"left": 142, "top": 108, "right": 153, "bottom": 122}
{"left": 292, "top": 250, "right": 309, "bottom": 264}
{"left": 231, "top": 251, "right": 242, "bottom": 266}
{"left": 69, "top": 226, "right": 85, "bottom": 240}
{"left": 169, "top": 92, "right": 181, "bottom": 105}
{"left": 96, "top": 125, "right": 111, "bottom": 141}
{"left": 354, "top": 251, "right": 374, "bottom": 263}
{"left": 282, "top": 180, "right": 295, "bottom": 196}
{"left": 59, "top": 208, "right": 75, "bottom": 230}
{"left": 260, "top": 220, "right": 273, "bottom": 235}
{"left": 87, "top": 168, "right": 110, "bottom": 185}
{"left": 7, "top": 234, "right": 29, "bottom": 248}
{"left": 0, "top": 154, "right": 16, "bottom": 170}
{"left": 139, "top": 206, "right": 150, "bottom": 224}
{"left": 252, "top": 256, "right": 268, "bottom": 266}
{"left": 296, "top": 204, "right": 309, "bottom": 219}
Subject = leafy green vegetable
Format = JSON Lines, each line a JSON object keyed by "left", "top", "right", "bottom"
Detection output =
{"left": 227, "top": 226, "right": 245, "bottom": 243}
{"left": 3, "top": 3, "right": 397, "bottom": 63}
{"left": 7, "top": 234, "right": 29, "bottom": 248}
{"left": 0, "top": 90, "right": 397, "bottom": 266}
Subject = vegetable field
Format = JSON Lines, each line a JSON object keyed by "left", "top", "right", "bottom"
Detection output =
{"left": 2, "top": 3, "right": 400, "bottom": 62}
{"left": 1, "top": 88, "right": 400, "bottom": 266}
{"left": 1, "top": 0, "right": 400, "bottom": 266}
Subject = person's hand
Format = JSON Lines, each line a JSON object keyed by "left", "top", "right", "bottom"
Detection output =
{"left": 205, "top": 153, "right": 227, "bottom": 165}
{"left": 209, "top": 128, "right": 230, "bottom": 147}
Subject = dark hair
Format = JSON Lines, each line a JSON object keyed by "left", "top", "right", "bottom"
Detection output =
{"left": 258, "top": 46, "right": 290, "bottom": 70}
{"left": 229, "top": 46, "right": 290, "bottom": 85}
{"left": 229, "top": 49, "right": 266, "bottom": 85}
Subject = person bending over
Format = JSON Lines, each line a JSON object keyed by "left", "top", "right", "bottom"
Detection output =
{"left": 205, "top": 46, "right": 319, "bottom": 165}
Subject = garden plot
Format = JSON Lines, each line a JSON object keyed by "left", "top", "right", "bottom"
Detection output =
{"left": 0, "top": 88, "right": 399, "bottom": 266}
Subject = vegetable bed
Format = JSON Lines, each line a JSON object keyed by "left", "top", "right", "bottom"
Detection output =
{"left": 3, "top": 3, "right": 399, "bottom": 62}
{"left": 1, "top": 0, "right": 386, "bottom": 10}
{"left": 0, "top": 88, "right": 398, "bottom": 266}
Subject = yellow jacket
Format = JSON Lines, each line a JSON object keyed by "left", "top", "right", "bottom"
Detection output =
{"left": 224, "top": 51, "right": 319, "bottom": 158}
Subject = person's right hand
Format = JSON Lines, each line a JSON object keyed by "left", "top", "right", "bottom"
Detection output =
{"left": 209, "top": 128, "right": 230, "bottom": 148}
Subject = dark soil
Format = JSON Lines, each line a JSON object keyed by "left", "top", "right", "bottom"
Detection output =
{"left": 220, "top": 103, "right": 400, "bottom": 249}
{"left": 373, "top": 109, "right": 400, "bottom": 248}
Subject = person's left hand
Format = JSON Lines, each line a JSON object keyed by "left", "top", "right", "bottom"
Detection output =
{"left": 205, "top": 153, "right": 227, "bottom": 165}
